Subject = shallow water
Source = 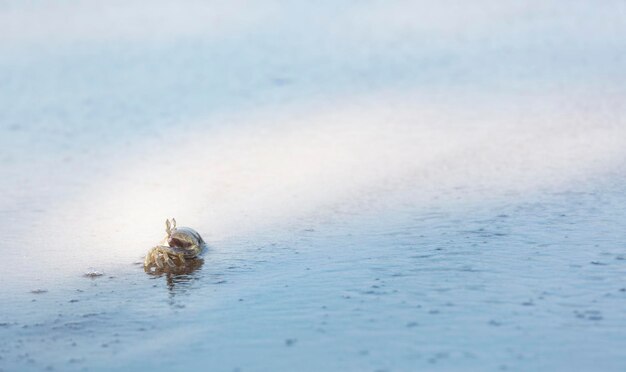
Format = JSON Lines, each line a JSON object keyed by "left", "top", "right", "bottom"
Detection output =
{"left": 1, "top": 1, "right": 626, "bottom": 371}
{"left": 2, "top": 184, "right": 626, "bottom": 371}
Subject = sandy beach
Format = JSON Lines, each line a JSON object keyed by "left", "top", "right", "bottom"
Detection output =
{"left": 1, "top": 1, "right": 626, "bottom": 371}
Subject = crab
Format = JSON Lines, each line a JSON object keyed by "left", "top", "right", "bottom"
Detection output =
{"left": 144, "top": 218, "right": 207, "bottom": 270}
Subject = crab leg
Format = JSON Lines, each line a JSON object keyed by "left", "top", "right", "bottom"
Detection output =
{"left": 164, "top": 254, "right": 175, "bottom": 267}
{"left": 145, "top": 247, "right": 163, "bottom": 267}
{"left": 160, "top": 244, "right": 202, "bottom": 259}
{"left": 144, "top": 240, "right": 205, "bottom": 269}
{"left": 184, "top": 244, "right": 203, "bottom": 258}
{"left": 144, "top": 248, "right": 158, "bottom": 267}
{"left": 154, "top": 252, "right": 164, "bottom": 268}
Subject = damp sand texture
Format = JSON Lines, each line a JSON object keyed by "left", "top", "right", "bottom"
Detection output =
{"left": 1, "top": 1, "right": 626, "bottom": 371}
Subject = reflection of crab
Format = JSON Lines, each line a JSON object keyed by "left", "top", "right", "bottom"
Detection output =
{"left": 144, "top": 218, "right": 207, "bottom": 270}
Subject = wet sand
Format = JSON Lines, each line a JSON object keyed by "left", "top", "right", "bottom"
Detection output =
{"left": 1, "top": 1, "right": 626, "bottom": 371}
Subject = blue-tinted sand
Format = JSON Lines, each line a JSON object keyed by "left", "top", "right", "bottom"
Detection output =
{"left": 1, "top": 1, "right": 625, "bottom": 371}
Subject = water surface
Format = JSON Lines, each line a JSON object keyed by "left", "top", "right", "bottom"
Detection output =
{"left": 1, "top": 1, "right": 626, "bottom": 371}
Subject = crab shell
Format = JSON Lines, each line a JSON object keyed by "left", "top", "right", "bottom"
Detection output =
{"left": 166, "top": 226, "right": 206, "bottom": 258}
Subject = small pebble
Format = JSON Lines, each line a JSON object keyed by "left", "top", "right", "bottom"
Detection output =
{"left": 285, "top": 338, "right": 297, "bottom": 347}
{"left": 84, "top": 269, "right": 104, "bottom": 278}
